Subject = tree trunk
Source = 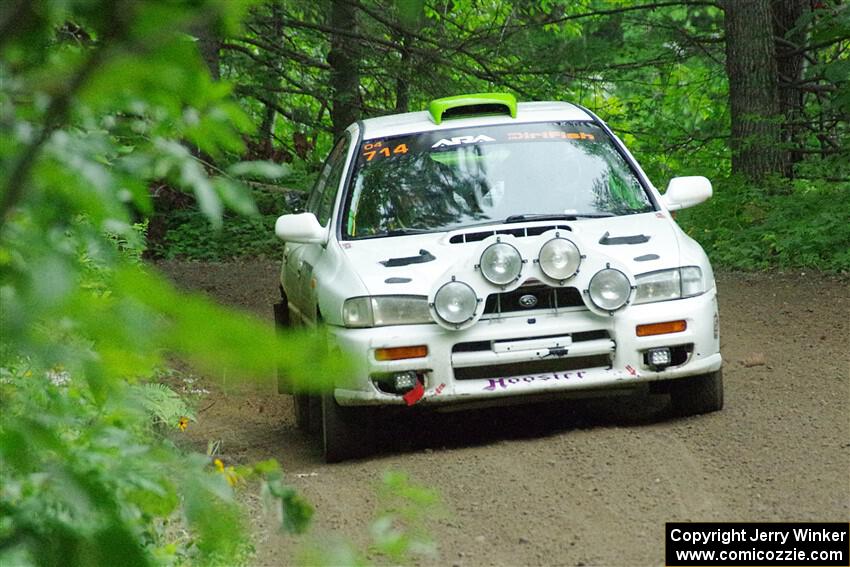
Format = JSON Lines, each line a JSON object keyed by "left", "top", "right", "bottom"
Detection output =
{"left": 395, "top": 32, "right": 411, "bottom": 113}
{"left": 772, "top": 0, "right": 808, "bottom": 174}
{"left": 328, "top": 0, "right": 359, "bottom": 138}
{"left": 192, "top": 22, "right": 220, "bottom": 80}
{"left": 258, "top": 2, "right": 284, "bottom": 158}
{"left": 723, "top": 0, "right": 785, "bottom": 180}
{"left": 259, "top": 102, "right": 276, "bottom": 158}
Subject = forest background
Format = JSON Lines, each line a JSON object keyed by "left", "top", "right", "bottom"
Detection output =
{"left": 0, "top": 1, "right": 847, "bottom": 566}
{"left": 150, "top": 0, "right": 850, "bottom": 271}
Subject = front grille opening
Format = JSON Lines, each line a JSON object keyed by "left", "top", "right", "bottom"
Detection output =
{"left": 452, "top": 340, "right": 491, "bottom": 353}
{"left": 449, "top": 224, "right": 571, "bottom": 244}
{"left": 483, "top": 284, "right": 584, "bottom": 315}
{"left": 572, "top": 330, "right": 610, "bottom": 342}
{"left": 453, "top": 354, "right": 611, "bottom": 381}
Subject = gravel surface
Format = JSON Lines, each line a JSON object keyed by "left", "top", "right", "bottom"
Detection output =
{"left": 157, "top": 260, "right": 850, "bottom": 566}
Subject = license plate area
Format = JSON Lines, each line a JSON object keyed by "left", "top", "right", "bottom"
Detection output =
{"left": 492, "top": 334, "right": 573, "bottom": 354}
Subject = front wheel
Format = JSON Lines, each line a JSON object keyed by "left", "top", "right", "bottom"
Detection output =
{"left": 273, "top": 297, "right": 291, "bottom": 395}
{"left": 669, "top": 369, "right": 724, "bottom": 416}
{"left": 321, "top": 394, "right": 376, "bottom": 463}
{"left": 293, "top": 394, "right": 311, "bottom": 431}
{"left": 292, "top": 394, "right": 322, "bottom": 434}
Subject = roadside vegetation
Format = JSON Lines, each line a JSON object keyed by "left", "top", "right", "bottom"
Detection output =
{"left": 0, "top": 1, "right": 847, "bottom": 567}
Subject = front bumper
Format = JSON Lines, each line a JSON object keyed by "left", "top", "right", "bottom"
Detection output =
{"left": 331, "top": 290, "right": 722, "bottom": 407}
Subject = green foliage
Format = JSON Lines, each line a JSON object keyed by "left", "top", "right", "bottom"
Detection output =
{"left": 369, "top": 471, "right": 440, "bottom": 562}
{"left": 0, "top": 1, "right": 345, "bottom": 565}
{"left": 133, "top": 383, "right": 196, "bottom": 429}
{"left": 297, "top": 471, "right": 440, "bottom": 567}
{"left": 0, "top": 360, "right": 240, "bottom": 566}
{"left": 254, "top": 460, "right": 315, "bottom": 535}
{"left": 152, "top": 209, "right": 280, "bottom": 260}
{"left": 677, "top": 178, "right": 850, "bottom": 271}
{"left": 149, "top": 171, "right": 315, "bottom": 261}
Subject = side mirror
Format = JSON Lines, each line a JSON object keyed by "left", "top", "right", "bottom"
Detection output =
{"left": 661, "top": 176, "right": 712, "bottom": 211}
{"left": 275, "top": 212, "right": 328, "bottom": 244}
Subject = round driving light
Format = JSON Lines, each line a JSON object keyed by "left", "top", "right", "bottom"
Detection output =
{"left": 588, "top": 269, "right": 631, "bottom": 311}
{"left": 433, "top": 281, "right": 478, "bottom": 324}
{"left": 538, "top": 238, "right": 581, "bottom": 281}
{"left": 480, "top": 242, "right": 522, "bottom": 285}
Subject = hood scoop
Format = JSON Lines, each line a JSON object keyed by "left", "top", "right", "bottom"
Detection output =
{"left": 380, "top": 249, "right": 435, "bottom": 267}
{"left": 599, "top": 231, "right": 650, "bottom": 245}
{"left": 449, "top": 224, "right": 571, "bottom": 244}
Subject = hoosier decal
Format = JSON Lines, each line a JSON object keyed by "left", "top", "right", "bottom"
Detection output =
{"left": 483, "top": 371, "right": 586, "bottom": 391}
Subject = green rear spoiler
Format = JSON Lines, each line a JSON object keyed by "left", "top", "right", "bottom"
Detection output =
{"left": 428, "top": 93, "right": 517, "bottom": 124}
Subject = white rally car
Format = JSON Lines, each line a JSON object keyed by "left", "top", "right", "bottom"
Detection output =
{"left": 274, "top": 93, "right": 722, "bottom": 462}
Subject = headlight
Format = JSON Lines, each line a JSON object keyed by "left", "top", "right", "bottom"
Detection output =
{"left": 342, "top": 297, "right": 372, "bottom": 327}
{"left": 587, "top": 268, "right": 631, "bottom": 311}
{"left": 538, "top": 238, "right": 581, "bottom": 281}
{"left": 433, "top": 280, "right": 478, "bottom": 324}
{"left": 479, "top": 242, "right": 522, "bottom": 285}
{"left": 343, "top": 296, "right": 431, "bottom": 328}
{"left": 633, "top": 267, "right": 704, "bottom": 305}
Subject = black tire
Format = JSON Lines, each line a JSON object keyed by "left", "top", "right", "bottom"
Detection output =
{"left": 321, "top": 394, "right": 376, "bottom": 463}
{"left": 273, "top": 297, "right": 290, "bottom": 330}
{"left": 308, "top": 395, "right": 322, "bottom": 435}
{"left": 273, "top": 297, "right": 291, "bottom": 395}
{"left": 293, "top": 394, "right": 322, "bottom": 435}
{"left": 293, "top": 394, "right": 311, "bottom": 431}
{"left": 669, "top": 369, "right": 724, "bottom": 416}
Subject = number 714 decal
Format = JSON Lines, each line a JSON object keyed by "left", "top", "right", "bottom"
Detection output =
{"left": 362, "top": 140, "right": 408, "bottom": 161}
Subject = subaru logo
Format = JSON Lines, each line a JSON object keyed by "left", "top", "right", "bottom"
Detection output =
{"left": 519, "top": 294, "right": 538, "bottom": 308}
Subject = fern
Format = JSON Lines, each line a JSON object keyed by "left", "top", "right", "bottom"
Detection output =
{"left": 133, "top": 383, "right": 196, "bottom": 429}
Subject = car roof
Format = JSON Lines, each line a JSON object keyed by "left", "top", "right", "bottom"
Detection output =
{"left": 357, "top": 101, "right": 594, "bottom": 140}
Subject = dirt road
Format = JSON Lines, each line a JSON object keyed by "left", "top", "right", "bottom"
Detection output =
{"left": 159, "top": 260, "right": 849, "bottom": 566}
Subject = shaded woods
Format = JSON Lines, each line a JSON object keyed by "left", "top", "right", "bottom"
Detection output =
{"left": 174, "top": 0, "right": 850, "bottom": 269}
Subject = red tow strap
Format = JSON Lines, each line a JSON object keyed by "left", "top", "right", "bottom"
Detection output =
{"left": 403, "top": 379, "right": 425, "bottom": 406}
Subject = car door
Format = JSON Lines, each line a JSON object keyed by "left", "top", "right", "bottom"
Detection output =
{"left": 284, "top": 134, "right": 351, "bottom": 325}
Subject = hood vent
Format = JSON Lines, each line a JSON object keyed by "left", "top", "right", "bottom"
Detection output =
{"left": 449, "top": 224, "right": 571, "bottom": 244}
{"left": 599, "top": 231, "right": 650, "bottom": 245}
{"left": 379, "top": 249, "right": 435, "bottom": 267}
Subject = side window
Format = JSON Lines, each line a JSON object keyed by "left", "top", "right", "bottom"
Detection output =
{"left": 308, "top": 135, "right": 350, "bottom": 227}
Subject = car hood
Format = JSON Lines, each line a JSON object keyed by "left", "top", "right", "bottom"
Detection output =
{"left": 339, "top": 212, "right": 682, "bottom": 296}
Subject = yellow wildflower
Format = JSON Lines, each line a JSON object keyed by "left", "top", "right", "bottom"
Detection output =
{"left": 224, "top": 467, "right": 239, "bottom": 487}
{"left": 212, "top": 458, "right": 240, "bottom": 486}
{"left": 177, "top": 416, "right": 189, "bottom": 431}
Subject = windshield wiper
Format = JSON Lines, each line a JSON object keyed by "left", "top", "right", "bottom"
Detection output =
{"left": 384, "top": 228, "right": 432, "bottom": 236}
{"left": 503, "top": 212, "right": 615, "bottom": 223}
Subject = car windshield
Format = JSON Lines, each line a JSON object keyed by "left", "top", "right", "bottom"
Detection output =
{"left": 342, "top": 121, "right": 654, "bottom": 239}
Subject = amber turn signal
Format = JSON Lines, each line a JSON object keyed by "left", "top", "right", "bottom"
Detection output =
{"left": 375, "top": 345, "right": 429, "bottom": 361}
{"left": 636, "top": 320, "right": 687, "bottom": 337}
